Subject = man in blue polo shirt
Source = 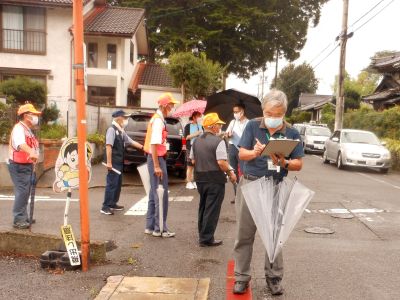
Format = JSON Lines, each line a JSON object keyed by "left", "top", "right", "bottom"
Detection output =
{"left": 232, "top": 89, "right": 304, "bottom": 296}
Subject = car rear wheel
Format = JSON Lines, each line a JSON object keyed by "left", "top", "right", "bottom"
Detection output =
{"left": 322, "top": 149, "right": 329, "bottom": 164}
{"left": 337, "top": 152, "right": 344, "bottom": 170}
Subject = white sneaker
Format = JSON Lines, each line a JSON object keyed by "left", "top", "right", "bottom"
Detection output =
{"left": 152, "top": 231, "right": 162, "bottom": 237}
{"left": 162, "top": 231, "right": 176, "bottom": 238}
{"left": 186, "top": 182, "right": 195, "bottom": 189}
{"left": 193, "top": 182, "right": 197, "bottom": 189}
{"left": 144, "top": 229, "right": 153, "bottom": 235}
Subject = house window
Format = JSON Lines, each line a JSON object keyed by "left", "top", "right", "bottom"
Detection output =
{"left": 87, "top": 43, "right": 98, "bottom": 68}
{"left": 88, "top": 86, "right": 116, "bottom": 106}
{"left": 107, "top": 44, "right": 116, "bottom": 69}
{"left": 1, "top": 5, "right": 46, "bottom": 54}
{"left": 130, "top": 41, "right": 134, "bottom": 64}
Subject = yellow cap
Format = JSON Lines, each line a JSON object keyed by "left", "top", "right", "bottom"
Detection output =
{"left": 17, "top": 103, "right": 42, "bottom": 116}
{"left": 157, "top": 92, "right": 179, "bottom": 106}
{"left": 202, "top": 112, "right": 225, "bottom": 127}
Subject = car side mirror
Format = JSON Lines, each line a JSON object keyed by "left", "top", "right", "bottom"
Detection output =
{"left": 332, "top": 137, "right": 339, "bottom": 142}
{"left": 381, "top": 141, "right": 387, "bottom": 146}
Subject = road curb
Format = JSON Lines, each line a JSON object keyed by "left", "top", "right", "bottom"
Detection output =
{"left": 0, "top": 230, "right": 107, "bottom": 263}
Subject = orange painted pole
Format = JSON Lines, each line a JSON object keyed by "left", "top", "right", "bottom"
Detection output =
{"left": 73, "top": 0, "right": 90, "bottom": 272}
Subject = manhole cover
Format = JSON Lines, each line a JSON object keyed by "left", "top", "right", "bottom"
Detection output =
{"left": 330, "top": 213, "right": 354, "bottom": 219}
{"left": 304, "top": 227, "right": 335, "bottom": 234}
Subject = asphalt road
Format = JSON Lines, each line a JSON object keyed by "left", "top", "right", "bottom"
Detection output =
{"left": 1, "top": 155, "right": 400, "bottom": 300}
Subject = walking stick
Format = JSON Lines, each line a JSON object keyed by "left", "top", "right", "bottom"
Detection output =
{"left": 28, "top": 166, "right": 37, "bottom": 231}
{"left": 157, "top": 185, "right": 164, "bottom": 235}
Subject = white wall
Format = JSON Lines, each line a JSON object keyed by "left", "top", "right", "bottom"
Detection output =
{"left": 140, "top": 88, "right": 183, "bottom": 109}
{"left": 0, "top": 7, "right": 73, "bottom": 125}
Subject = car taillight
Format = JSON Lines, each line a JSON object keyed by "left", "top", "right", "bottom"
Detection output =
{"left": 182, "top": 137, "right": 187, "bottom": 151}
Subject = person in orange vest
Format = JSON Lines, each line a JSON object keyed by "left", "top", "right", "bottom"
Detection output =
{"left": 8, "top": 103, "right": 41, "bottom": 229}
{"left": 143, "top": 93, "right": 179, "bottom": 238}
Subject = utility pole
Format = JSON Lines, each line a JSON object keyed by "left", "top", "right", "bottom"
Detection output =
{"left": 73, "top": 0, "right": 90, "bottom": 272}
{"left": 335, "top": 0, "right": 349, "bottom": 131}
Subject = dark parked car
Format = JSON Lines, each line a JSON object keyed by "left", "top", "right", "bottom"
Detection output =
{"left": 124, "top": 112, "right": 186, "bottom": 177}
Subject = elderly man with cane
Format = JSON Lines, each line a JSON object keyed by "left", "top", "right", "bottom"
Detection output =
{"left": 8, "top": 103, "right": 41, "bottom": 229}
{"left": 233, "top": 90, "right": 304, "bottom": 295}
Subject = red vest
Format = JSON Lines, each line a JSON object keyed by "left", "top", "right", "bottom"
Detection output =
{"left": 9, "top": 122, "right": 39, "bottom": 164}
{"left": 143, "top": 113, "right": 168, "bottom": 157}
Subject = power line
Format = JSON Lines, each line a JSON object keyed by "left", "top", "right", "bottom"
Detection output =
{"left": 347, "top": 0, "right": 386, "bottom": 30}
{"left": 351, "top": 0, "right": 395, "bottom": 33}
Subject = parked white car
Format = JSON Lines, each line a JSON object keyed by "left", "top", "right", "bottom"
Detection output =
{"left": 323, "top": 129, "right": 391, "bottom": 173}
{"left": 303, "top": 126, "right": 331, "bottom": 154}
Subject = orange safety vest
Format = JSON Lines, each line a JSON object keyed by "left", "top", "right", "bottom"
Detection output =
{"left": 9, "top": 122, "right": 39, "bottom": 164}
{"left": 143, "top": 113, "right": 168, "bottom": 157}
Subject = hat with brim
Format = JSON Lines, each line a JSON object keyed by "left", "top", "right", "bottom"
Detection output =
{"left": 202, "top": 112, "right": 225, "bottom": 127}
{"left": 17, "top": 103, "right": 42, "bottom": 116}
{"left": 112, "top": 110, "right": 131, "bottom": 118}
{"left": 157, "top": 92, "right": 179, "bottom": 106}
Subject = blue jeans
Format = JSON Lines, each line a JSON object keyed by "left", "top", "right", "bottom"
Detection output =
{"left": 8, "top": 161, "right": 33, "bottom": 224}
{"left": 228, "top": 144, "right": 243, "bottom": 179}
{"left": 102, "top": 163, "right": 123, "bottom": 209}
{"left": 146, "top": 155, "right": 169, "bottom": 232}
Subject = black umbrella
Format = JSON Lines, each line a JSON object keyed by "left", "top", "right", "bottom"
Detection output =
{"left": 29, "top": 170, "right": 36, "bottom": 231}
{"left": 205, "top": 89, "right": 262, "bottom": 128}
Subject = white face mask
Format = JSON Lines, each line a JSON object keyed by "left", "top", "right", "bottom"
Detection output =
{"left": 264, "top": 117, "right": 283, "bottom": 129}
{"left": 233, "top": 112, "right": 242, "bottom": 121}
{"left": 30, "top": 115, "right": 39, "bottom": 126}
{"left": 196, "top": 117, "right": 203, "bottom": 125}
{"left": 122, "top": 119, "right": 129, "bottom": 128}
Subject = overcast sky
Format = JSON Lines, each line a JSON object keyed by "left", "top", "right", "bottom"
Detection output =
{"left": 226, "top": 0, "right": 400, "bottom": 98}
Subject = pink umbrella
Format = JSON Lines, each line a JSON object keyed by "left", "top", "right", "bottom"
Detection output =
{"left": 172, "top": 99, "right": 207, "bottom": 117}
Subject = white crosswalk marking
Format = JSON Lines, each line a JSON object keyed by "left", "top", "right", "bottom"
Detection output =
{"left": 305, "top": 208, "right": 388, "bottom": 214}
{"left": 0, "top": 194, "right": 79, "bottom": 202}
{"left": 124, "top": 195, "right": 194, "bottom": 216}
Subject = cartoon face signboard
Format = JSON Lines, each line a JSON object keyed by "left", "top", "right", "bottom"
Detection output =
{"left": 53, "top": 137, "right": 93, "bottom": 193}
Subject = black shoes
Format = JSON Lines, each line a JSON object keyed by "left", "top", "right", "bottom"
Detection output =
{"left": 111, "top": 204, "right": 124, "bottom": 211}
{"left": 100, "top": 208, "right": 114, "bottom": 215}
{"left": 266, "top": 277, "right": 284, "bottom": 295}
{"left": 233, "top": 281, "right": 249, "bottom": 294}
{"left": 199, "top": 239, "right": 223, "bottom": 247}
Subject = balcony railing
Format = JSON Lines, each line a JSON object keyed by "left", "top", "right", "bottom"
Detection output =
{"left": 1, "top": 29, "right": 46, "bottom": 54}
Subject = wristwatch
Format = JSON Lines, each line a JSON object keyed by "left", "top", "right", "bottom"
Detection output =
{"left": 284, "top": 160, "right": 289, "bottom": 170}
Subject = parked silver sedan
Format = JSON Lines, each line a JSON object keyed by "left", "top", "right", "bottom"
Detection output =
{"left": 323, "top": 129, "right": 391, "bottom": 173}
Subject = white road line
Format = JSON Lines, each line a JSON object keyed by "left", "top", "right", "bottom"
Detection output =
{"left": 305, "top": 208, "right": 387, "bottom": 214}
{"left": 357, "top": 172, "right": 400, "bottom": 190}
{"left": 0, "top": 195, "right": 79, "bottom": 202}
{"left": 124, "top": 195, "right": 194, "bottom": 216}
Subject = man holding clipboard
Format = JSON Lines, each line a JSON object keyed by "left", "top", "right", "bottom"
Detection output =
{"left": 232, "top": 90, "right": 304, "bottom": 296}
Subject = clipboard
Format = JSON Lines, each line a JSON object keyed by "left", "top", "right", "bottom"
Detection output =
{"left": 261, "top": 138, "right": 300, "bottom": 157}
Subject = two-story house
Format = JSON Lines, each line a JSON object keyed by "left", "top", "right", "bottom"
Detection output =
{"left": 0, "top": 0, "right": 149, "bottom": 124}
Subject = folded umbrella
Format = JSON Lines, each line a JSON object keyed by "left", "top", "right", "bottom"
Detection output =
{"left": 157, "top": 185, "right": 164, "bottom": 234}
{"left": 28, "top": 169, "right": 37, "bottom": 231}
{"left": 241, "top": 176, "right": 315, "bottom": 263}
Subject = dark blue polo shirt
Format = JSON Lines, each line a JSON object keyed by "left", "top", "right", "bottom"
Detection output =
{"left": 238, "top": 118, "right": 304, "bottom": 180}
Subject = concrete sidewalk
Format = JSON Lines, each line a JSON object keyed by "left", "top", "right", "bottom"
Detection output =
{"left": 96, "top": 276, "right": 210, "bottom": 300}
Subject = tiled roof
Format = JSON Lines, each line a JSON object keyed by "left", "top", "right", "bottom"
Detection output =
{"left": 370, "top": 52, "right": 400, "bottom": 73}
{"left": 139, "top": 64, "right": 175, "bottom": 88}
{"left": 298, "top": 93, "right": 332, "bottom": 106}
{"left": 0, "top": 0, "right": 90, "bottom": 7}
{"left": 84, "top": 6, "right": 145, "bottom": 37}
{"left": 362, "top": 87, "right": 400, "bottom": 101}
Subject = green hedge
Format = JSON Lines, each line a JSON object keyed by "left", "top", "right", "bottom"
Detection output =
{"left": 40, "top": 124, "right": 67, "bottom": 140}
{"left": 384, "top": 139, "right": 400, "bottom": 171}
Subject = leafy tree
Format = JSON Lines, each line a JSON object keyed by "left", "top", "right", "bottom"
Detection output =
{"left": 0, "top": 77, "right": 47, "bottom": 108}
{"left": 332, "top": 71, "right": 379, "bottom": 111}
{"left": 286, "top": 110, "right": 311, "bottom": 125}
{"left": 320, "top": 104, "right": 335, "bottom": 131}
{"left": 120, "top": 0, "right": 327, "bottom": 79}
{"left": 167, "top": 52, "right": 223, "bottom": 100}
{"left": 272, "top": 62, "right": 318, "bottom": 116}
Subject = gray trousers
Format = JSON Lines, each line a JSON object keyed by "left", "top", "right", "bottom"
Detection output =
{"left": 233, "top": 177, "right": 284, "bottom": 282}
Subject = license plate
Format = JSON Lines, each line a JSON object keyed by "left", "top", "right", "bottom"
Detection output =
{"left": 314, "top": 144, "right": 324, "bottom": 150}
{"left": 366, "top": 160, "right": 377, "bottom": 166}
